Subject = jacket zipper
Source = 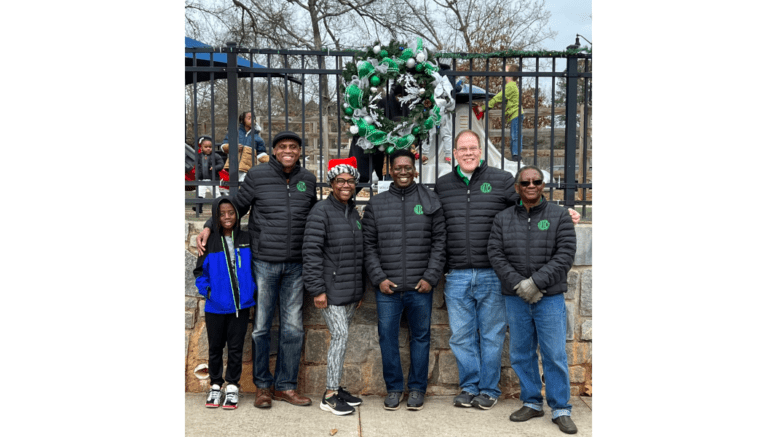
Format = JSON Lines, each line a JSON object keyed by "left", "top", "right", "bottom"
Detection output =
{"left": 402, "top": 192, "right": 407, "bottom": 288}
{"left": 222, "top": 235, "right": 241, "bottom": 316}
{"left": 286, "top": 181, "right": 292, "bottom": 260}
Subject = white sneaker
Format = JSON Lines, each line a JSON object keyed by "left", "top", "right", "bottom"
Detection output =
{"left": 223, "top": 384, "right": 239, "bottom": 409}
{"left": 205, "top": 384, "right": 222, "bottom": 408}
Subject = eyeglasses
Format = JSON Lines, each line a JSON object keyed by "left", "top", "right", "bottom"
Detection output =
{"left": 334, "top": 178, "right": 356, "bottom": 186}
{"left": 518, "top": 179, "right": 544, "bottom": 187}
{"left": 455, "top": 147, "right": 480, "bottom": 154}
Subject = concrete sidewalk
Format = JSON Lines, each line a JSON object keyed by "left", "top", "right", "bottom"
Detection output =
{"left": 185, "top": 393, "right": 592, "bottom": 436}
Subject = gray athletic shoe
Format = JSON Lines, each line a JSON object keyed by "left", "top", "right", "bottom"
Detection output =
{"left": 383, "top": 392, "right": 402, "bottom": 410}
{"left": 406, "top": 391, "right": 424, "bottom": 410}
{"left": 453, "top": 391, "right": 476, "bottom": 408}
{"left": 471, "top": 393, "right": 498, "bottom": 410}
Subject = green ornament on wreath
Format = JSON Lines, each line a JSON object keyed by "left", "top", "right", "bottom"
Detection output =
{"left": 340, "top": 38, "right": 443, "bottom": 155}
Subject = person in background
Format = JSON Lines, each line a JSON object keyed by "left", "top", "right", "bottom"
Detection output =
{"left": 193, "top": 196, "right": 256, "bottom": 410}
{"left": 303, "top": 157, "right": 366, "bottom": 416}
{"left": 222, "top": 111, "right": 269, "bottom": 183}
{"left": 193, "top": 135, "right": 224, "bottom": 213}
{"left": 480, "top": 64, "right": 524, "bottom": 163}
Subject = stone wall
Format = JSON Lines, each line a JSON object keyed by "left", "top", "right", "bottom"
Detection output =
{"left": 185, "top": 222, "right": 592, "bottom": 397}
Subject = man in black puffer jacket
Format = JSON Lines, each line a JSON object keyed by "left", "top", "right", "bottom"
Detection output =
{"left": 362, "top": 149, "right": 446, "bottom": 411}
{"left": 196, "top": 131, "right": 317, "bottom": 409}
{"left": 487, "top": 165, "right": 578, "bottom": 435}
{"left": 434, "top": 129, "right": 518, "bottom": 411}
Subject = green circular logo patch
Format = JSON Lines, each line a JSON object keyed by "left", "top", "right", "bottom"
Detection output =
{"left": 296, "top": 181, "right": 307, "bottom": 192}
{"left": 537, "top": 220, "right": 550, "bottom": 230}
{"left": 480, "top": 182, "right": 492, "bottom": 193}
{"left": 414, "top": 205, "right": 424, "bottom": 215}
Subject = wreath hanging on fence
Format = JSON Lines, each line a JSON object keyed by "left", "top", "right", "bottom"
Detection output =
{"left": 340, "top": 38, "right": 446, "bottom": 155}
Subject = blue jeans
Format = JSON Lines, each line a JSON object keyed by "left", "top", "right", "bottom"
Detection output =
{"left": 510, "top": 113, "right": 524, "bottom": 158}
{"left": 376, "top": 290, "right": 433, "bottom": 393}
{"left": 505, "top": 293, "right": 571, "bottom": 418}
{"left": 251, "top": 259, "right": 304, "bottom": 390}
{"left": 444, "top": 269, "right": 506, "bottom": 398}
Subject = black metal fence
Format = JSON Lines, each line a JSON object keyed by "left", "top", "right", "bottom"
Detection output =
{"left": 185, "top": 42, "right": 592, "bottom": 218}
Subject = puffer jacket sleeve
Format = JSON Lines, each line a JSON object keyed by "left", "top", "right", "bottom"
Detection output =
{"left": 212, "top": 153, "right": 225, "bottom": 174}
{"left": 361, "top": 201, "right": 387, "bottom": 287}
{"left": 303, "top": 205, "right": 328, "bottom": 297}
{"left": 421, "top": 207, "right": 447, "bottom": 286}
{"left": 502, "top": 172, "right": 519, "bottom": 205}
{"left": 488, "top": 211, "right": 527, "bottom": 291}
{"left": 531, "top": 210, "right": 576, "bottom": 290}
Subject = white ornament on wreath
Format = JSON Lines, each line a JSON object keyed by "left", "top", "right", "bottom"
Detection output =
{"left": 373, "top": 45, "right": 381, "bottom": 55}
{"left": 416, "top": 52, "right": 426, "bottom": 63}
{"left": 406, "top": 58, "right": 416, "bottom": 69}
{"left": 350, "top": 125, "right": 359, "bottom": 134}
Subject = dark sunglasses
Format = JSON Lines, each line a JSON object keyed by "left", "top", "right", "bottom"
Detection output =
{"left": 518, "top": 179, "right": 544, "bottom": 187}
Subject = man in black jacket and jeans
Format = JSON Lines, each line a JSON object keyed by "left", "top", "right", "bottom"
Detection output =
{"left": 196, "top": 131, "right": 317, "bottom": 409}
{"left": 487, "top": 165, "right": 578, "bottom": 434}
{"left": 362, "top": 149, "right": 446, "bottom": 411}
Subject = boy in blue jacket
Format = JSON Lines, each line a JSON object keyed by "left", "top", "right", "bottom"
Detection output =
{"left": 193, "top": 196, "right": 256, "bottom": 409}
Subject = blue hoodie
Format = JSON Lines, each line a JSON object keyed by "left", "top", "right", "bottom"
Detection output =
{"left": 193, "top": 196, "right": 256, "bottom": 314}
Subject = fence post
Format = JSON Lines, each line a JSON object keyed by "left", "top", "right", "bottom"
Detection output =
{"left": 563, "top": 56, "right": 579, "bottom": 208}
{"left": 226, "top": 42, "right": 239, "bottom": 191}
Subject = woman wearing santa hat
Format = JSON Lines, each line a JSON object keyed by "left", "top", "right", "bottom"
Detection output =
{"left": 302, "top": 156, "right": 366, "bottom": 416}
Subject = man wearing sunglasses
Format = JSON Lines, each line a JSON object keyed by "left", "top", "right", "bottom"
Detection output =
{"left": 435, "top": 130, "right": 580, "bottom": 412}
{"left": 487, "top": 165, "right": 578, "bottom": 434}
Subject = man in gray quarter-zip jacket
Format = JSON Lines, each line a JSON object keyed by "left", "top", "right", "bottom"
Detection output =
{"left": 487, "top": 165, "right": 578, "bottom": 434}
{"left": 362, "top": 149, "right": 446, "bottom": 411}
{"left": 196, "top": 131, "right": 316, "bottom": 409}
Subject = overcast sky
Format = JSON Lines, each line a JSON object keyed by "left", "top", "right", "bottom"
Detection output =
{"left": 545, "top": 0, "right": 592, "bottom": 51}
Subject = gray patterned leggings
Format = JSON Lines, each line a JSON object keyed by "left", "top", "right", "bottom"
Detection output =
{"left": 320, "top": 302, "right": 357, "bottom": 391}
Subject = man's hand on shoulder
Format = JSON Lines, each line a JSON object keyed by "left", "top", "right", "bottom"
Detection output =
{"left": 567, "top": 208, "right": 580, "bottom": 225}
{"left": 196, "top": 227, "right": 211, "bottom": 256}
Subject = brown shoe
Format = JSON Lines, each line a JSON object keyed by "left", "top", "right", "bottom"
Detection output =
{"left": 272, "top": 389, "right": 312, "bottom": 406}
{"left": 254, "top": 388, "right": 272, "bottom": 408}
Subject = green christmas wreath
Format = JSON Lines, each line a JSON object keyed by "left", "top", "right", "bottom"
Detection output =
{"left": 340, "top": 38, "right": 445, "bottom": 155}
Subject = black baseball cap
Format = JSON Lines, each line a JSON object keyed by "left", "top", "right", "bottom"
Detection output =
{"left": 272, "top": 131, "right": 302, "bottom": 148}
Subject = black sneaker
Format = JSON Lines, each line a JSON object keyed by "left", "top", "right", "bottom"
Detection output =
{"left": 319, "top": 391, "right": 355, "bottom": 416}
{"left": 222, "top": 384, "right": 239, "bottom": 410}
{"left": 205, "top": 384, "right": 222, "bottom": 408}
{"left": 337, "top": 387, "right": 362, "bottom": 406}
{"left": 471, "top": 393, "right": 498, "bottom": 410}
{"left": 453, "top": 391, "right": 476, "bottom": 408}
{"left": 383, "top": 392, "right": 402, "bottom": 410}
{"left": 406, "top": 391, "right": 424, "bottom": 411}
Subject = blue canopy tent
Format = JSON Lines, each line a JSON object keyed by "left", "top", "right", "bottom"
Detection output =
{"left": 185, "top": 37, "right": 301, "bottom": 84}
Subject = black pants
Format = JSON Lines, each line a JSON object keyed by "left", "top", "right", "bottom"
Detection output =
{"left": 349, "top": 135, "right": 386, "bottom": 195}
{"left": 205, "top": 308, "right": 251, "bottom": 386}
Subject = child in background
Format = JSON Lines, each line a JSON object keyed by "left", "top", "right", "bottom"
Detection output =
{"left": 480, "top": 64, "right": 525, "bottom": 163}
{"left": 193, "top": 196, "right": 256, "bottom": 409}
{"left": 194, "top": 136, "right": 225, "bottom": 213}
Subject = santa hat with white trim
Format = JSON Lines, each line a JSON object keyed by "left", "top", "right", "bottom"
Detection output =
{"left": 326, "top": 156, "right": 360, "bottom": 183}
